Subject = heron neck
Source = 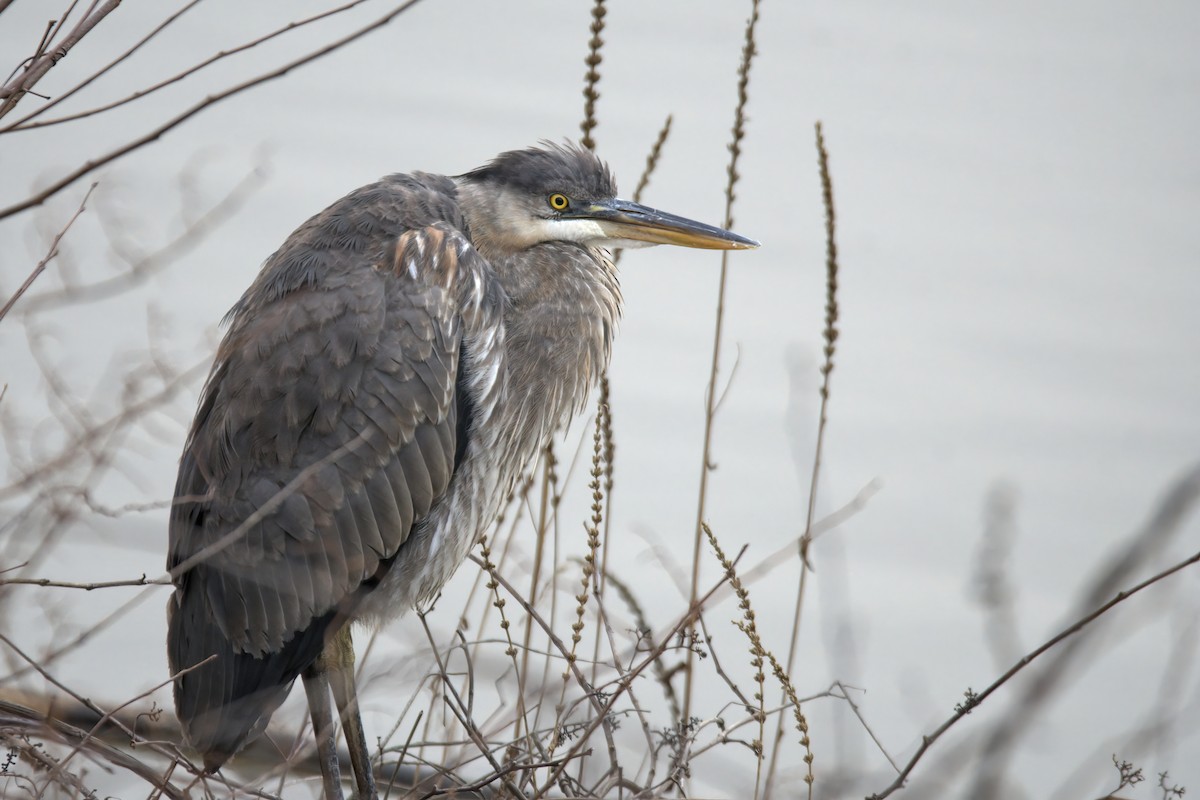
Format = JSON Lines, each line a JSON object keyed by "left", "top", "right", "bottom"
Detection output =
{"left": 493, "top": 242, "right": 621, "bottom": 444}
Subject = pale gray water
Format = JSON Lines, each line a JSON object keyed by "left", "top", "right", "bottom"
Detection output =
{"left": 2, "top": 1, "right": 1199, "bottom": 797}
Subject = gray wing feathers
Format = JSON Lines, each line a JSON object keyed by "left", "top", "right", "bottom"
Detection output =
{"left": 173, "top": 270, "right": 461, "bottom": 655}
{"left": 168, "top": 176, "right": 502, "bottom": 766}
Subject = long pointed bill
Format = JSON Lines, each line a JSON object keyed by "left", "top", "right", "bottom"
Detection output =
{"left": 579, "top": 198, "right": 760, "bottom": 250}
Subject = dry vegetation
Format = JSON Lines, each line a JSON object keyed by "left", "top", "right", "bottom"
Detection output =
{"left": 1, "top": 2, "right": 1198, "bottom": 799}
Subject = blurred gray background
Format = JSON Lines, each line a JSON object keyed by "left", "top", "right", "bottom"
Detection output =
{"left": 2, "top": 1, "right": 1198, "bottom": 797}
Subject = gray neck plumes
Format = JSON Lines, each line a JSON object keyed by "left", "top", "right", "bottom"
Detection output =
{"left": 456, "top": 179, "right": 622, "bottom": 450}
{"left": 495, "top": 241, "right": 621, "bottom": 435}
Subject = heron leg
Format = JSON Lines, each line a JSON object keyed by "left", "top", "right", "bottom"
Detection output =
{"left": 327, "top": 625, "right": 378, "bottom": 800}
{"left": 302, "top": 663, "right": 345, "bottom": 800}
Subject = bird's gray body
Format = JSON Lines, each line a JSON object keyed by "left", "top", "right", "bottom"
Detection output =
{"left": 168, "top": 146, "right": 620, "bottom": 768}
{"left": 166, "top": 142, "right": 754, "bottom": 781}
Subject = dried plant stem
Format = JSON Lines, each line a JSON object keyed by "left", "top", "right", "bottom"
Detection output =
{"left": 613, "top": 113, "right": 672, "bottom": 268}
{"left": 634, "top": 115, "right": 672, "bottom": 202}
{"left": 462, "top": 476, "right": 531, "bottom": 655}
{"left": 414, "top": 612, "right": 525, "bottom": 798}
{"left": 584, "top": 113, "right": 672, "bottom": 683}
{"left": 579, "top": 0, "right": 606, "bottom": 151}
{"left": 575, "top": 406, "right": 608, "bottom": 783}
{"left": 705, "top": 525, "right": 767, "bottom": 798}
{"left": 686, "top": 0, "right": 761, "bottom": 728}
{"left": 704, "top": 524, "right": 813, "bottom": 798}
{"left": 476, "top": 532, "right": 531, "bottom": 750}
{"left": 766, "top": 120, "right": 839, "bottom": 798}
{"left": 516, "top": 456, "right": 553, "bottom": 745}
{"left": 589, "top": 379, "right": 615, "bottom": 689}
{"left": 553, "top": 415, "right": 606, "bottom": 750}
{"left": 531, "top": 563, "right": 740, "bottom": 800}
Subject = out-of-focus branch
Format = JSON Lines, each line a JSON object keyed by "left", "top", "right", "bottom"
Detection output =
{"left": 0, "top": 358, "right": 208, "bottom": 502}
{"left": 0, "top": 0, "right": 425, "bottom": 222}
{"left": 869, "top": 463, "right": 1200, "bottom": 800}
{"left": 969, "top": 462, "right": 1200, "bottom": 799}
{"left": 0, "top": 182, "right": 95, "bottom": 323}
{"left": 19, "top": 166, "right": 266, "bottom": 314}
{"left": 970, "top": 482, "right": 1024, "bottom": 671}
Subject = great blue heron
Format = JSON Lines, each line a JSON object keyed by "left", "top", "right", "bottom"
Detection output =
{"left": 166, "top": 141, "right": 757, "bottom": 798}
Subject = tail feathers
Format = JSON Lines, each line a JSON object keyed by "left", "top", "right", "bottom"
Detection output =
{"left": 167, "top": 580, "right": 336, "bottom": 771}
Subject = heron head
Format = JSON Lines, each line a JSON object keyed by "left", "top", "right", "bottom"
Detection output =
{"left": 456, "top": 141, "right": 759, "bottom": 256}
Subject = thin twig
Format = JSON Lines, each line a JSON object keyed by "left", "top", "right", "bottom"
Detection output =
{"left": 382, "top": 710, "right": 423, "bottom": 800}
{"left": 0, "top": 0, "right": 425, "bottom": 221}
{"left": 0, "top": 699, "right": 187, "bottom": 800}
{"left": 612, "top": 114, "right": 672, "bottom": 269}
{"left": 530, "top": 551, "right": 744, "bottom": 799}
{"left": 2, "top": 0, "right": 203, "bottom": 130}
{"left": 5, "top": 0, "right": 377, "bottom": 132}
{"left": 766, "top": 119, "right": 839, "bottom": 798}
{"left": 685, "top": 0, "right": 762, "bottom": 730}
{"left": 0, "top": 183, "right": 96, "bottom": 322}
{"left": 40, "top": 656, "right": 217, "bottom": 789}
{"left": 830, "top": 681, "right": 900, "bottom": 773}
{"left": 0, "top": 0, "right": 121, "bottom": 118}
{"left": 0, "top": 633, "right": 202, "bottom": 795}
{"left": 0, "top": 573, "right": 166, "bottom": 590}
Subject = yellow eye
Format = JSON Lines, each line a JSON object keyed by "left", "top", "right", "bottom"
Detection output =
{"left": 548, "top": 193, "right": 570, "bottom": 211}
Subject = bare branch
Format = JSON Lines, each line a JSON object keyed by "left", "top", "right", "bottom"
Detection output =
{"left": 0, "top": 0, "right": 121, "bottom": 118}
{"left": 0, "top": 633, "right": 199, "bottom": 797}
{"left": 0, "top": 572, "right": 167, "bottom": 590}
{"left": 4, "top": 0, "right": 376, "bottom": 132}
{"left": 0, "top": 358, "right": 208, "bottom": 502}
{"left": 0, "top": 182, "right": 95, "bottom": 323}
{"left": 2, "top": 0, "right": 205, "bottom": 130}
{"left": 0, "top": 697, "right": 186, "bottom": 800}
{"left": 0, "top": 0, "right": 425, "bottom": 221}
